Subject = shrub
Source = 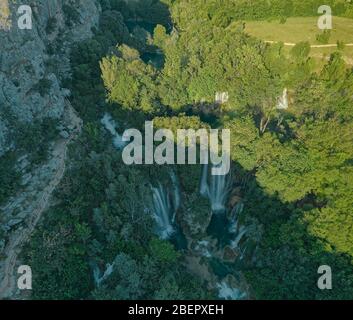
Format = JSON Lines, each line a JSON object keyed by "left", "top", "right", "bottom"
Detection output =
{"left": 316, "top": 30, "right": 331, "bottom": 44}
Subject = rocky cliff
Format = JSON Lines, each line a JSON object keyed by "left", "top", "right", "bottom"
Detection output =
{"left": 0, "top": 0, "right": 101, "bottom": 297}
{"left": 0, "top": 0, "right": 99, "bottom": 155}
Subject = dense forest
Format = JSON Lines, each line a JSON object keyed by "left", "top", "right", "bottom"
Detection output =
{"left": 21, "top": 0, "right": 353, "bottom": 300}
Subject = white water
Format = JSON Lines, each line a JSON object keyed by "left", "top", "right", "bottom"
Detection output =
{"left": 209, "top": 173, "right": 231, "bottom": 213}
{"left": 230, "top": 226, "right": 247, "bottom": 249}
{"left": 195, "top": 240, "right": 212, "bottom": 258}
{"left": 217, "top": 281, "right": 247, "bottom": 300}
{"left": 101, "top": 113, "right": 126, "bottom": 150}
{"left": 215, "top": 92, "right": 229, "bottom": 104}
{"left": 229, "top": 202, "right": 247, "bottom": 250}
{"left": 229, "top": 202, "right": 244, "bottom": 233}
{"left": 93, "top": 262, "right": 115, "bottom": 287}
{"left": 151, "top": 183, "right": 175, "bottom": 239}
{"left": 239, "top": 246, "right": 247, "bottom": 261}
{"left": 200, "top": 164, "right": 231, "bottom": 213}
{"left": 199, "top": 164, "right": 210, "bottom": 197}
{"left": 150, "top": 170, "right": 182, "bottom": 239}
{"left": 169, "top": 170, "right": 181, "bottom": 222}
{"left": 277, "top": 88, "right": 288, "bottom": 110}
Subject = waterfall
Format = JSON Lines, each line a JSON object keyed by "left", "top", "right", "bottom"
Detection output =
{"left": 101, "top": 113, "right": 126, "bottom": 150}
{"left": 230, "top": 226, "right": 247, "bottom": 249}
{"left": 209, "top": 173, "right": 231, "bottom": 213}
{"left": 150, "top": 170, "right": 182, "bottom": 239}
{"left": 200, "top": 164, "right": 231, "bottom": 213}
{"left": 92, "top": 262, "right": 115, "bottom": 287}
{"left": 229, "top": 202, "right": 247, "bottom": 250}
{"left": 169, "top": 170, "right": 180, "bottom": 222}
{"left": 277, "top": 88, "right": 288, "bottom": 110}
{"left": 200, "top": 164, "right": 210, "bottom": 198}
{"left": 151, "top": 183, "right": 175, "bottom": 239}
{"left": 195, "top": 240, "right": 212, "bottom": 258}
{"left": 239, "top": 246, "right": 247, "bottom": 261}
{"left": 217, "top": 281, "right": 247, "bottom": 300}
{"left": 229, "top": 202, "right": 244, "bottom": 233}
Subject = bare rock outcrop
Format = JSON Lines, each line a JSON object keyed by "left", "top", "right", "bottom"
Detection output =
{"left": 0, "top": 0, "right": 99, "bottom": 155}
{"left": 0, "top": 0, "right": 100, "bottom": 298}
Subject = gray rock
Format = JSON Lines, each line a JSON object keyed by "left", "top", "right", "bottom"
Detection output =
{"left": 0, "top": 1, "right": 100, "bottom": 280}
{"left": 21, "top": 173, "right": 32, "bottom": 186}
{"left": 59, "top": 130, "right": 70, "bottom": 139}
{"left": 7, "top": 218, "right": 22, "bottom": 227}
{"left": 0, "top": 0, "right": 100, "bottom": 155}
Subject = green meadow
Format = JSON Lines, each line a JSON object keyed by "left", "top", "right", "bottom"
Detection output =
{"left": 245, "top": 16, "right": 353, "bottom": 67}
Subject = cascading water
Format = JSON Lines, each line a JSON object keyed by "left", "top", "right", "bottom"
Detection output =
{"left": 150, "top": 171, "right": 181, "bottom": 240}
{"left": 229, "top": 202, "right": 248, "bottom": 251}
{"left": 200, "top": 163, "right": 210, "bottom": 198}
{"left": 92, "top": 261, "right": 115, "bottom": 288}
{"left": 151, "top": 183, "right": 175, "bottom": 239}
{"left": 277, "top": 88, "right": 289, "bottom": 110}
{"left": 200, "top": 164, "right": 231, "bottom": 213}
{"left": 217, "top": 281, "right": 247, "bottom": 300}
{"left": 231, "top": 226, "right": 247, "bottom": 249}
{"left": 209, "top": 172, "right": 231, "bottom": 213}
{"left": 195, "top": 240, "right": 212, "bottom": 258}
{"left": 101, "top": 113, "right": 126, "bottom": 150}
{"left": 169, "top": 170, "right": 181, "bottom": 222}
{"left": 229, "top": 202, "right": 244, "bottom": 233}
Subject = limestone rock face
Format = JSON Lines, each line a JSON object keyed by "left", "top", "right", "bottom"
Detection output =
{"left": 0, "top": 1, "right": 100, "bottom": 292}
{"left": 0, "top": 0, "right": 100, "bottom": 156}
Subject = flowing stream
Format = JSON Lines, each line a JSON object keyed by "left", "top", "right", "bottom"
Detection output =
{"left": 101, "top": 113, "right": 126, "bottom": 150}
{"left": 101, "top": 114, "right": 249, "bottom": 298}
{"left": 150, "top": 182, "right": 176, "bottom": 239}
{"left": 199, "top": 164, "right": 232, "bottom": 214}
{"left": 92, "top": 261, "right": 115, "bottom": 288}
{"left": 150, "top": 170, "right": 182, "bottom": 240}
{"left": 217, "top": 281, "right": 247, "bottom": 300}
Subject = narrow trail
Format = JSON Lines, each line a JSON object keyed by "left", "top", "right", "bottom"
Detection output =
{"left": 265, "top": 40, "right": 353, "bottom": 47}
{"left": 0, "top": 101, "right": 82, "bottom": 299}
{"left": 265, "top": 41, "right": 353, "bottom": 65}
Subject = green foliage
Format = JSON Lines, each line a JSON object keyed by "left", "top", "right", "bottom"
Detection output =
{"left": 316, "top": 30, "right": 331, "bottom": 44}
{"left": 98, "top": 0, "right": 353, "bottom": 299}
{"left": 169, "top": 0, "right": 353, "bottom": 22}
{"left": 0, "top": 152, "right": 21, "bottom": 205}
{"left": 100, "top": 46, "right": 158, "bottom": 112}
{"left": 225, "top": 116, "right": 259, "bottom": 171}
{"left": 149, "top": 238, "right": 180, "bottom": 263}
{"left": 63, "top": 1, "right": 81, "bottom": 27}
{"left": 23, "top": 0, "right": 353, "bottom": 301}
{"left": 291, "top": 42, "right": 311, "bottom": 61}
{"left": 46, "top": 17, "right": 57, "bottom": 34}
{"left": 153, "top": 115, "right": 210, "bottom": 136}
{"left": 33, "top": 78, "right": 52, "bottom": 97}
{"left": 14, "top": 117, "right": 59, "bottom": 165}
{"left": 337, "top": 40, "right": 345, "bottom": 51}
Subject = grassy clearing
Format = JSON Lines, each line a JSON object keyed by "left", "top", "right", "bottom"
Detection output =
{"left": 280, "top": 45, "right": 353, "bottom": 71}
{"left": 0, "top": 0, "right": 11, "bottom": 30}
{"left": 244, "top": 16, "right": 353, "bottom": 67}
{"left": 244, "top": 16, "right": 353, "bottom": 45}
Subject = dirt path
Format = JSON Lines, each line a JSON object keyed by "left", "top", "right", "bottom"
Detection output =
{"left": 0, "top": 101, "right": 82, "bottom": 299}
{"left": 265, "top": 40, "right": 353, "bottom": 47}
{"left": 265, "top": 41, "right": 353, "bottom": 65}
